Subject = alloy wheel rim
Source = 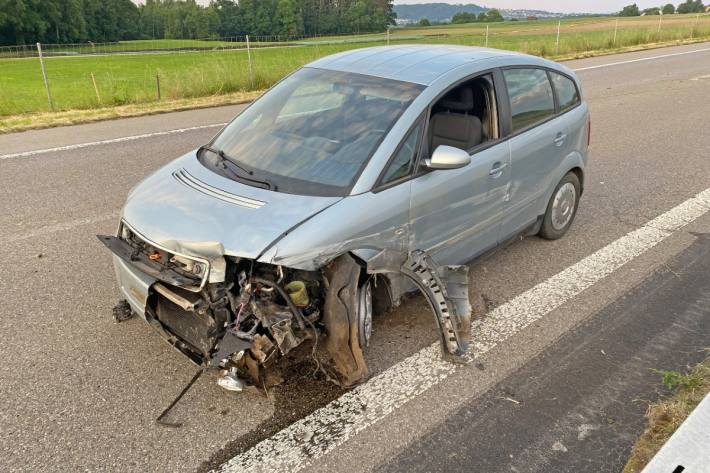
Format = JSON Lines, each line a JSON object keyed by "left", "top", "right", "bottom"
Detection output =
{"left": 551, "top": 182, "right": 576, "bottom": 231}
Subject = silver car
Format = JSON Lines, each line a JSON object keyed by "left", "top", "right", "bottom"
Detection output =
{"left": 100, "top": 45, "right": 590, "bottom": 390}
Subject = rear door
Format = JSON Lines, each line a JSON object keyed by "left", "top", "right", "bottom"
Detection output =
{"left": 499, "top": 67, "right": 568, "bottom": 238}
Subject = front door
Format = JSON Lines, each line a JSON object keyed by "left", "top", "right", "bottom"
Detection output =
{"left": 409, "top": 141, "right": 511, "bottom": 265}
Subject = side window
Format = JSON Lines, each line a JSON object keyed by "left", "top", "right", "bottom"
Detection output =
{"left": 503, "top": 68, "right": 555, "bottom": 132}
{"left": 380, "top": 122, "right": 423, "bottom": 186}
{"left": 550, "top": 72, "right": 580, "bottom": 112}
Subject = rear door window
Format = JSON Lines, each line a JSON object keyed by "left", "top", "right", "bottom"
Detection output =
{"left": 550, "top": 72, "right": 580, "bottom": 112}
{"left": 503, "top": 68, "right": 555, "bottom": 132}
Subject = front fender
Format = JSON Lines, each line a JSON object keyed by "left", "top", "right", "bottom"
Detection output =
{"left": 258, "top": 184, "right": 411, "bottom": 271}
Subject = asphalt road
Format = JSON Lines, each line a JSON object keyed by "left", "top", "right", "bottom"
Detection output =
{"left": 1, "top": 43, "right": 710, "bottom": 472}
{"left": 377, "top": 233, "right": 710, "bottom": 473}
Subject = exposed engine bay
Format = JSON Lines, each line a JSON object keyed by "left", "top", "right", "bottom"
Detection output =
{"left": 99, "top": 222, "right": 472, "bottom": 392}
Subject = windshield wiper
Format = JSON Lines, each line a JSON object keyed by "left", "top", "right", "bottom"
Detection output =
{"left": 199, "top": 145, "right": 276, "bottom": 191}
{"left": 199, "top": 145, "right": 253, "bottom": 176}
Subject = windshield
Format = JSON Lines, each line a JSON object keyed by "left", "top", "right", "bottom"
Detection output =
{"left": 207, "top": 68, "right": 424, "bottom": 196}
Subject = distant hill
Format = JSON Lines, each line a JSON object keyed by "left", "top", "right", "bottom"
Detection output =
{"left": 393, "top": 3, "right": 565, "bottom": 23}
{"left": 394, "top": 3, "right": 487, "bottom": 22}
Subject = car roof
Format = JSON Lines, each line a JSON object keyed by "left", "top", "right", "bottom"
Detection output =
{"left": 307, "top": 45, "right": 526, "bottom": 85}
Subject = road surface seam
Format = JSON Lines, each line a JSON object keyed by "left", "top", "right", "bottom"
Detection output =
{"left": 2, "top": 45, "right": 710, "bottom": 161}
{"left": 0, "top": 123, "right": 226, "bottom": 160}
{"left": 573, "top": 46, "right": 710, "bottom": 71}
{"left": 0, "top": 212, "right": 118, "bottom": 245}
{"left": 214, "top": 187, "right": 710, "bottom": 473}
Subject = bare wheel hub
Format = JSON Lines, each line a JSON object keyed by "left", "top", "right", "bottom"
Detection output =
{"left": 357, "top": 280, "right": 373, "bottom": 348}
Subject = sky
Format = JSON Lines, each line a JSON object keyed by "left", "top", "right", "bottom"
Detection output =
{"left": 393, "top": 1, "right": 670, "bottom": 14}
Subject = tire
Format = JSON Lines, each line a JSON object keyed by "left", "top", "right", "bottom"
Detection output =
{"left": 539, "top": 172, "right": 580, "bottom": 240}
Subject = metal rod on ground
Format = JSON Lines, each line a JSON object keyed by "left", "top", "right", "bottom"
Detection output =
{"left": 90, "top": 72, "right": 101, "bottom": 104}
{"left": 36, "top": 42, "right": 54, "bottom": 111}
{"left": 555, "top": 20, "right": 561, "bottom": 55}
{"left": 246, "top": 35, "right": 254, "bottom": 88}
{"left": 613, "top": 18, "right": 619, "bottom": 45}
{"left": 485, "top": 25, "right": 489, "bottom": 47}
{"left": 156, "top": 74, "right": 161, "bottom": 100}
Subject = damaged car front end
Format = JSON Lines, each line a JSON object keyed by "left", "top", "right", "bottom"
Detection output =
{"left": 100, "top": 220, "right": 471, "bottom": 390}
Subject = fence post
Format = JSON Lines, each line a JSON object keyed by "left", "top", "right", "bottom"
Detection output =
{"left": 246, "top": 35, "right": 254, "bottom": 88}
{"left": 613, "top": 18, "right": 619, "bottom": 45}
{"left": 555, "top": 20, "right": 561, "bottom": 55}
{"left": 156, "top": 74, "right": 161, "bottom": 100}
{"left": 658, "top": 14, "right": 662, "bottom": 35}
{"left": 386, "top": 27, "right": 390, "bottom": 45}
{"left": 485, "top": 24, "right": 489, "bottom": 47}
{"left": 90, "top": 72, "right": 101, "bottom": 104}
{"left": 36, "top": 42, "right": 54, "bottom": 111}
{"left": 690, "top": 14, "right": 699, "bottom": 39}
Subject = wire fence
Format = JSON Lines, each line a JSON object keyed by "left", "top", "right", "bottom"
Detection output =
{"left": 1, "top": 14, "right": 708, "bottom": 116}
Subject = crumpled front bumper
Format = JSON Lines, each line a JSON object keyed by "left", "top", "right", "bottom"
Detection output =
{"left": 113, "top": 255, "right": 155, "bottom": 318}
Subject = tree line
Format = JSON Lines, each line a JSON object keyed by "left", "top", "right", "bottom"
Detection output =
{"left": 450, "top": 9, "right": 504, "bottom": 24}
{"left": 620, "top": 1, "right": 707, "bottom": 16}
{"left": 0, "top": 0, "right": 396, "bottom": 46}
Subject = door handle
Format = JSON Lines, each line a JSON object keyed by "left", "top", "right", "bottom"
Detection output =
{"left": 489, "top": 162, "right": 507, "bottom": 177}
{"left": 554, "top": 133, "right": 567, "bottom": 146}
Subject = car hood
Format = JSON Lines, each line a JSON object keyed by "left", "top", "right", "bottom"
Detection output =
{"left": 121, "top": 151, "right": 342, "bottom": 260}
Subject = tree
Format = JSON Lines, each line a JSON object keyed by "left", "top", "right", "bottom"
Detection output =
{"left": 642, "top": 7, "right": 661, "bottom": 14}
{"left": 485, "top": 9, "right": 504, "bottom": 22}
{"left": 619, "top": 4, "right": 641, "bottom": 16}
{"left": 275, "top": 0, "right": 301, "bottom": 36}
{"left": 677, "top": 0, "right": 705, "bottom": 13}
{"left": 477, "top": 12, "right": 487, "bottom": 21}
{"left": 418, "top": 18, "right": 431, "bottom": 27}
{"left": 0, "top": 0, "right": 399, "bottom": 45}
{"left": 451, "top": 12, "right": 477, "bottom": 24}
{"left": 662, "top": 3, "right": 676, "bottom": 14}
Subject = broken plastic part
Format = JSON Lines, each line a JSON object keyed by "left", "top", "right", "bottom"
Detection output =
{"left": 400, "top": 250, "right": 471, "bottom": 359}
{"left": 216, "top": 368, "right": 245, "bottom": 392}
{"left": 112, "top": 299, "right": 134, "bottom": 323}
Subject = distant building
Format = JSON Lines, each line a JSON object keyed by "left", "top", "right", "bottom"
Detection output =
{"left": 395, "top": 19, "right": 417, "bottom": 26}
{"left": 527, "top": 16, "right": 538, "bottom": 20}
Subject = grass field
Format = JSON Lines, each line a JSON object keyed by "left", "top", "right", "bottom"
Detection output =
{"left": 1, "top": 14, "right": 709, "bottom": 117}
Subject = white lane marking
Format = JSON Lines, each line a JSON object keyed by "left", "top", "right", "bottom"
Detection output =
{"left": 2, "top": 44, "right": 709, "bottom": 161}
{"left": 216, "top": 187, "right": 710, "bottom": 473}
{"left": 572, "top": 46, "right": 710, "bottom": 71}
{"left": 0, "top": 212, "right": 118, "bottom": 245}
{"left": 0, "top": 123, "right": 227, "bottom": 160}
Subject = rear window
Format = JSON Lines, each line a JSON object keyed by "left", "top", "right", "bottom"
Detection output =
{"left": 550, "top": 72, "right": 580, "bottom": 112}
{"left": 503, "top": 68, "right": 555, "bottom": 132}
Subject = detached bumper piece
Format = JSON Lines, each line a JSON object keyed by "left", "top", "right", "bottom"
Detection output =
{"left": 401, "top": 250, "right": 471, "bottom": 360}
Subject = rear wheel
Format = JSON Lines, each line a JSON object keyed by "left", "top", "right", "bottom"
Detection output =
{"left": 539, "top": 172, "right": 580, "bottom": 240}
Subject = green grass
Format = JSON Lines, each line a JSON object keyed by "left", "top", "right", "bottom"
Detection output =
{"left": 623, "top": 356, "right": 710, "bottom": 473}
{"left": 1, "top": 14, "right": 709, "bottom": 117}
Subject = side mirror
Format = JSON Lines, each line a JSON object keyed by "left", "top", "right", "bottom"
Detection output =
{"left": 424, "top": 145, "right": 471, "bottom": 170}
